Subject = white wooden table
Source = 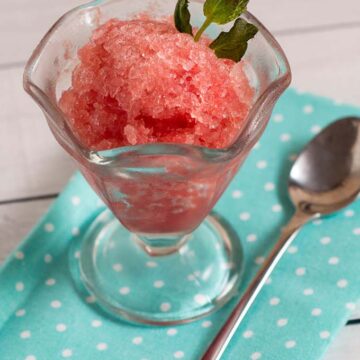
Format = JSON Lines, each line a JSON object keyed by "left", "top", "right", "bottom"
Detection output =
{"left": 0, "top": 1, "right": 359, "bottom": 358}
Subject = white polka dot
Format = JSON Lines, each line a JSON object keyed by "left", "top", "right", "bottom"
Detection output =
{"left": 232, "top": 190, "right": 243, "bottom": 199}
{"left": 251, "top": 352, "right": 262, "bottom": 360}
{"left": 194, "top": 294, "right": 208, "bottom": 305}
{"left": 16, "top": 309, "right": 26, "bottom": 317}
{"left": 295, "top": 267, "right": 306, "bottom": 276}
{"left": 247, "top": 234, "right": 257, "bottom": 242}
{"left": 44, "top": 254, "right": 53, "bottom": 263}
{"left": 269, "top": 297, "right": 280, "bottom": 306}
{"left": 264, "top": 182, "right": 275, "bottom": 191}
{"left": 320, "top": 237, "right": 331, "bottom": 245}
{"left": 328, "top": 257, "right": 339, "bottom": 265}
{"left": 96, "top": 343, "right": 108, "bottom": 351}
{"left": 221, "top": 262, "right": 234, "bottom": 270}
{"left": 345, "top": 210, "right": 355, "bottom": 217}
{"left": 285, "top": 340, "right": 296, "bottom": 349}
{"left": 167, "top": 328, "right": 178, "bottom": 336}
{"left": 174, "top": 351, "right": 184, "bottom": 359}
{"left": 303, "top": 288, "right": 314, "bottom": 296}
{"left": 46, "top": 278, "right": 56, "bottom": 286}
{"left": 265, "top": 277, "right": 272, "bottom": 285}
{"left": 86, "top": 295, "right": 96, "bottom": 303}
{"left": 112, "top": 263, "right": 123, "bottom": 272}
{"left": 132, "top": 337, "right": 143, "bottom": 345}
{"left": 160, "top": 303, "right": 171, "bottom": 312}
{"left": 273, "top": 113, "right": 284, "bottom": 122}
{"left": 154, "top": 280, "right": 165, "bottom": 288}
{"left": 51, "top": 300, "right": 62, "bottom": 308}
{"left": 44, "top": 223, "right": 54, "bottom": 232}
{"left": 346, "top": 303, "right": 356, "bottom": 311}
{"left": 239, "top": 212, "right": 251, "bottom": 221}
{"left": 119, "top": 287, "right": 130, "bottom": 295}
{"left": 72, "top": 227, "right": 80, "bottom": 236}
{"left": 16, "top": 282, "right": 24, "bottom": 292}
{"left": 311, "top": 125, "right": 322, "bottom": 134}
{"left": 25, "top": 356, "right": 36, "bottom": 360}
{"left": 56, "top": 324, "right": 67, "bottom": 332}
{"left": 337, "top": 279, "right": 348, "bottom": 288}
{"left": 187, "top": 274, "right": 195, "bottom": 281}
{"left": 313, "top": 219, "right": 322, "bottom": 225}
{"left": 146, "top": 261, "right": 158, "bottom": 268}
{"left": 91, "top": 320, "right": 102, "bottom": 328}
{"left": 243, "top": 330, "right": 253, "bottom": 338}
{"left": 312, "top": 308, "right": 322, "bottom": 316}
{"left": 277, "top": 318, "right": 288, "bottom": 327}
{"left": 15, "top": 251, "right": 25, "bottom": 260}
{"left": 253, "top": 142, "right": 260, "bottom": 149}
{"left": 256, "top": 160, "right": 267, "bottom": 169}
{"left": 255, "top": 256, "right": 265, "bottom": 265}
{"left": 280, "top": 133, "right": 291, "bottom": 142}
{"left": 320, "top": 331, "right": 331, "bottom": 339}
{"left": 353, "top": 228, "right": 360, "bottom": 235}
{"left": 202, "top": 320, "right": 212, "bottom": 328}
{"left": 71, "top": 196, "right": 81, "bottom": 206}
{"left": 62, "top": 349, "right": 72, "bottom": 358}
{"left": 74, "top": 251, "right": 80, "bottom": 259}
{"left": 303, "top": 105, "right": 314, "bottom": 114}
{"left": 20, "top": 330, "right": 31, "bottom": 339}
{"left": 272, "top": 204, "right": 282, "bottom": 213}
{"left": 288, "top": 246, "right": 298, "bottom": 254}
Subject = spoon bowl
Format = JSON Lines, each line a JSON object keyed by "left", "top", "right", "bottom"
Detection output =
{"left": 289, "top": 117, "right": 360, "bottom": 214}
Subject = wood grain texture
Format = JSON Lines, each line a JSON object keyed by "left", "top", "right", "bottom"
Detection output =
{"left": 277, "top": 27, "right": 360, "bottom": 105}
{"left": 0, "top": 0, "right": 85, "bottom": 65}
{"left": 0, "top": 200, "right": 52, "bottom": 263}
{"left": 0, "top": 68, "right": 76, "bottom": 201}
{"left": 1, "top": 0, "right": 360, "bottom": 65}
{"left": 325, "top": 325, "right": 360, "bottom": 360}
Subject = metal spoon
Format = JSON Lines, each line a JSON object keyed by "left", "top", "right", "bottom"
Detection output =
{"left": 202, "top": 117, "right": 360, "bottom": 360}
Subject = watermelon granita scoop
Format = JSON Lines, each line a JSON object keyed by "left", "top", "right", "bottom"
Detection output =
{"left": 59, "top": 16, "right": 254, "bottom": 150}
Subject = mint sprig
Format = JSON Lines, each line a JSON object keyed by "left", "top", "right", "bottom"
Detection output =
{"left": 174, "top": 0, "right": 257, "bottom": 62}
{"left": 210, "top": 18, "right": 258, "bottom": 62}
{"left": 174, "top": 0, "right": 193, "bottom": 36}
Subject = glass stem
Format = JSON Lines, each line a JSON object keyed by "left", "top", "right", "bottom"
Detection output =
{"left": 133, "top": 233, "right": 191, "bottom": 257}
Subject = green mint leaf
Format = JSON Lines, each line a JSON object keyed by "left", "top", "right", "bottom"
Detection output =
{"left": 210, "top": 18, "right": 258, "bottom": 62}
{"left": 174, "top": 0, "right": 193, "bottom": 36}
{"left": 203, "top": 0, "right": 249, "bottom": 24}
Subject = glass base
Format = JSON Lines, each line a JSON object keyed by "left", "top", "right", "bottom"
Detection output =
{"left": 69, "top": 210, "right": 244, "bottom": 325}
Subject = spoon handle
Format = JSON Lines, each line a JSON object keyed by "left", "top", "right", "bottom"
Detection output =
{"left": 201, "top": 210, "right": 312, "bottom": 360}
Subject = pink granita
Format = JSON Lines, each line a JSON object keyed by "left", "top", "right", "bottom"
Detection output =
{"left": 59, "top": 17, "right": 254, "bottom": 150}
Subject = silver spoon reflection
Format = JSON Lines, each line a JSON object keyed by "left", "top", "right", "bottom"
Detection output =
{"left": 202, "top": 117, "right": 360, "bottom": 360}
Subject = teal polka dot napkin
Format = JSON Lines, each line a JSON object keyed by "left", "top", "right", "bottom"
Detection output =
{"left": 1, "top": 89, "right": 360, "bottom": 360}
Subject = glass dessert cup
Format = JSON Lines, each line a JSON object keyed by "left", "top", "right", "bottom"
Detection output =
{"left": 24, "top": 0, "right": 291, "bottom": 325}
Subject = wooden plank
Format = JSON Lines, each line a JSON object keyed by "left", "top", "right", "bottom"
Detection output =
{"left": 1, "top": 27, "right": 360, "bottom": 200}
{"left": 277, "top": 27, "right": 360, "bottom": 105}
{"left": 1, "top": 0, "right": 360, "bottom": 65}
{"left": 0, "top": 67, "right": 76, "bottom": 201}
{"left": 324, "top": 324, "right": 360, "bottom": 360}
{"left": 250, "top": 0, "right": 360, "bottom": 33}
{"left": 0, "top": 200, "right": 52, "bottom": 263}
{"left": 0, "top": 0, "right": 85, "bottom": 65}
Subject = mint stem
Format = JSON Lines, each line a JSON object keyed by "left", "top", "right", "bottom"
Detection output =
{"left": 194, "top": 17, "right": 212, "bottom": 42}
